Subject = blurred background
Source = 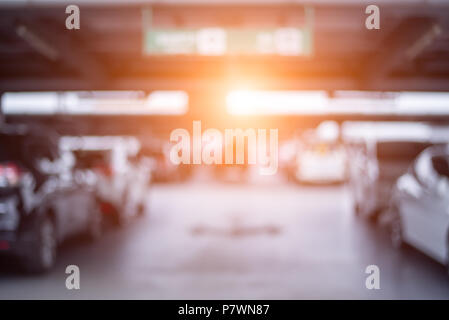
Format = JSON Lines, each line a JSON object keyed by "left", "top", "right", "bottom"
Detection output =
{"left": 1, "top": 0, "right": 449, "bottom": 299}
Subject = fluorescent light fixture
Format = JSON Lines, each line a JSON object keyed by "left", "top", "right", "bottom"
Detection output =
{"left": 342, "top": 122, "right": 435, "bottom": 142}
{"left": 395, "top": 92, "right": 449, "bottom": 114}
{"left": 2, "top": 91, "right": 189, "bottom": 115}
{"left": 227, "top": 90, "right": 449, "bottom": 115}
{"left": 144, "top": 91, "right": 189, "bottom": 114}
{"left": 65, "top": 90, "right": 188, "bottom": 115}
{"left": 2, "top": 92, "right": 59, "bottom": 114}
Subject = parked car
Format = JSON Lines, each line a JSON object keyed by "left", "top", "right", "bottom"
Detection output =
{"left": 348, "top": 139, "right": 434, "bottom": 220}
{"left": 63, "top": 136, "right": 150, "bottom": 226}
{"left": 292, "top": 124, "right": 347, "bottom": 184}
{"left": 389, "top": 145, "right": 449, "bottom": 270}
{"left": 294, "top": 139, "right": 347, "bottom": 184}
{"left": 0, "top": 126, "right": 102, "bottom": 273}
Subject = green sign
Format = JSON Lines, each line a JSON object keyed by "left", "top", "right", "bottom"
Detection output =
{"left": 142, "top": 8, "right": 314, "bottom": 56}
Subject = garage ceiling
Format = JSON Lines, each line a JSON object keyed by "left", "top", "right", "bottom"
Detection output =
{"left": 0, "top": 2, "right": 449, "bottom": 92}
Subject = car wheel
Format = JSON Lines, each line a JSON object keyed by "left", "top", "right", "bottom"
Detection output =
{"left": 354, "top": 199, "right": 378, "bottom": 223}
{"left": 137, "top": 202, "right": 146, "bottom": 217}
{"left": 86, "top": 202, "right": 103, "bottom": 242}
{"left": 116, "top": 203, "right": 133, "bottom": 227}
{"left": 23, "top": 215, "right": 57, "bottom": 273}
{"left": 353, "top": 202, "right": 360, "bottom": 216}
{"left": 390, "top": 208, "right": 403, "bottom": 249}
{"left": 367, "top": 208, "right": 380, "bottom": 224}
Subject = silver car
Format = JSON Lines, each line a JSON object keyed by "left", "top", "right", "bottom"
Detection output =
{"left": 390, "top": 144, "right": 449, "bottom": 270}
{"left": 349, "top": 139, "right": 433, "bottom": 221}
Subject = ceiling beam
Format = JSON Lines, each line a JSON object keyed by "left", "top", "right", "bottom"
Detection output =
{"left": 15, "top": 21, "right": 106, "bottom": 82}
{"left": 362, "top": 17, "right": 441, "bottom": 88}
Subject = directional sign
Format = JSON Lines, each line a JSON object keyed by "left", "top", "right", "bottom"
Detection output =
{"left": 142, "top": 8, "right": 314, "bottom": 56}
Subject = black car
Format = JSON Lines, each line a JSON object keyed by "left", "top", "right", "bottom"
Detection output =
{"left": 0, "top": 126, "right": 102, "bottom": 273}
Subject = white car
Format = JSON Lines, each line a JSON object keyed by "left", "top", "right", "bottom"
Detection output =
{"left": 293, "top": 122, "right": 347, "bottom": 184}
{"left": 390, "top": 144, "right": 449, "bottom": 270}
{"left": 348, "top": 139, "right": 433, "bottom": 220}
{"left": 294, "top": 142, "right": 347, "bottom": 184}
{"left": 61, "top": 136, "right": 150, "bottom": 226}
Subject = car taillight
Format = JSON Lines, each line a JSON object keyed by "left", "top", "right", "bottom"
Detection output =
{"left": 0, "top": 163, "right": 22, "bottom": 187}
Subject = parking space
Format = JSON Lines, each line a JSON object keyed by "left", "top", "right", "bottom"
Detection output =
{"left": 1, "top": 172, "right": 449, "bottom": 299}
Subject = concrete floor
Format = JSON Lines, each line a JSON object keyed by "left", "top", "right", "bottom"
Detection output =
{"left": 1, "top": 175, "right": 449, "bottom": 299}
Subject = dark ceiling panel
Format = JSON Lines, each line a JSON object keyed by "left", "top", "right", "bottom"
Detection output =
{"left": 0, "top": 3, "right": 448, "bottom": 92}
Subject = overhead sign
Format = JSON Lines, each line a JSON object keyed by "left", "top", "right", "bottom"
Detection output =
{"left": 142, "top": 8, "right": 314, "bottom": 56}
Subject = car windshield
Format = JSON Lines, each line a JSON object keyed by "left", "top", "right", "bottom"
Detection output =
{"left": 432, "top": 155, "right": 449, "bottom": 178}
{"left": 73, "top": 150, "right": 110, "bottom": 169}
{"left": 376, "top": 141, "right": 433, "bottom": 161}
